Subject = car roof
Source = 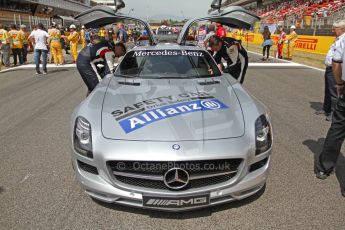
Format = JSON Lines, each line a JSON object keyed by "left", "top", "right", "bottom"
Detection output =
{"left": 131, "top": 43, "right": 203, "bottom": 51}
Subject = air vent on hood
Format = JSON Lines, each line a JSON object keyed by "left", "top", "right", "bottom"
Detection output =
{"left": 118, "top": 80, "right": 141, "bottom": 86}
{"left": 197, "top": 79, "right": 221, "bottom": 85}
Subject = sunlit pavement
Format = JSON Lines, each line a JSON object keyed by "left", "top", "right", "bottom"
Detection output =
{"left": 0, "top": 52, "right": 344, "bottom": 229}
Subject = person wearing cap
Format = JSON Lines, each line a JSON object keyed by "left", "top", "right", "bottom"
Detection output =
{"left": 285, "top": 25, "right": 298, "bottom": 60}
{"left": 80, "top": 25, "right": 86, "bottom": 48}
{"left": 76, "top": 31, "right": 126, "bottom": 95}
{"left": 315, "top": 19, "right": 345, "bottom": 198}
{"left": 48, "top": 22, "right": 63, "bottom": 65}
{"left": 316, "top": 22, "right": 345, "bottom": 121}
{"left": 64, "top": 24, "right": 79, "bottom": 63}
{"left": 20, "top": 24, "right": 30, "bottom": 64}
{"left": 8, "top": 24, "right": 24, "bottom": 66}
{"left": 28, "top": 23, "right": 49, "bottom": 74}
{"left": 0, "top": 24, "right": 10, "bottom": 67}
{"left": 277, "top": 26, "right": 286, "bottom": 59}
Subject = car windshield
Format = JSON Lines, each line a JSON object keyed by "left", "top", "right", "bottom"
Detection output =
{"left": 115, "top": 49, "right": 221, "bottom": 79}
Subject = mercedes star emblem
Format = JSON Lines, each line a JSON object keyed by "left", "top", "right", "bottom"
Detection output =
{"left": 172, "top": 144, "right": 180, "bottom": 150}
{"left": 163, "top": 168, "right": 190, "bottom": 190}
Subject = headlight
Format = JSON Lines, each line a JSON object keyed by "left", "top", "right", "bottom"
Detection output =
{"left": 74, "top": 116, "right": 93, "bottom": 158}
{"left": 255, "top": 114, "right": 272, "bottom": 155}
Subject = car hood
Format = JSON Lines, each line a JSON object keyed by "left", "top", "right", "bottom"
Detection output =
{"left": 101, "top": 77, "right": 244, "bottom": 141}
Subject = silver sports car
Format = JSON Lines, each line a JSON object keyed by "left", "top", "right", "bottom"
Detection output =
{"left": 71, "top": 6, "right": 273, "bottom": 211}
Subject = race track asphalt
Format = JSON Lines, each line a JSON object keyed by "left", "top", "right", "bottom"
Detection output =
{"left": 0, "top": 53, "right": 344, "bottom": 230}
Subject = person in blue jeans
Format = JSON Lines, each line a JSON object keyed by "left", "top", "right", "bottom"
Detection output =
{"left": 85, "top": 28, "right": 91, "bottom": 45}
{"left": 34, "top": 49, "right": 48, "bottom": 74}
{"left": 28, "top": 23, "right": 49, "bottom": 74}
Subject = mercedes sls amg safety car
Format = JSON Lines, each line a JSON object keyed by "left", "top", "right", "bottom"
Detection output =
{"left": 70, "top": 6, "right": 273, "bottom": 211}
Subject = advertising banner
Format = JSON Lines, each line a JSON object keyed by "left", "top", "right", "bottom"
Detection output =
{"left": 229, "top": 32, "right": 335, "bottom": 55}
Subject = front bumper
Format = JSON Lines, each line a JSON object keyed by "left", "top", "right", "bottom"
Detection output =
{"left": 72, "top": 151, "right": 271, "bottom": 211}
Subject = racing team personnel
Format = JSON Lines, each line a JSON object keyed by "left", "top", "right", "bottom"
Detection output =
{"left": 277, "top": 26, "right": 286, "bottom": 59}
{"left": 0, "top": 24, "right": 11, "bottom": 67}
{"left": 64, "top": 24, "right": 80, "bottom": 63}
{"left": 48, "top": 22, "right": 64, "bottom": 66}
{"left": 208, "top": 35, "right": 248, "bottom": 84}
{"left": 315, "top": 19, "right": 345, "bottom": 198}
{"left": 80, "top": 26, "right": 86, "bottom": 48}
{"left": 76, "top": 31, "right": 126, "bottom": 95}
{"left": 8, "top": 24, "right": 24, "bottom": 66}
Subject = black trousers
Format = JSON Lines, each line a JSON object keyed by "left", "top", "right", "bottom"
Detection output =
{"left": 317, "top": 89, "right": 345, "bottom": 174}
{"left": 323, "top": 66, "right": 337, "bottom": 114}
{"left": 12, "top": 48, "right": 23, "bottom": 65}
{"left": 22, "top": 44, "right": 28, "bottom": 63}
{"left": 263, "top": 45, "right": 270, "bottom": 58}
{"left": 76, "top": 54, "right": 99, "bottom": 92}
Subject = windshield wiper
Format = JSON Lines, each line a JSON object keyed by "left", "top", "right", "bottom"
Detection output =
{"left": 115, "top": 74, "right": 138, "bottom": 78}
{"left": 195, "top": 74, "right": 221, "bottom": 79}
{"left": 156, "top": 76, "right": 195, "bottom": 79}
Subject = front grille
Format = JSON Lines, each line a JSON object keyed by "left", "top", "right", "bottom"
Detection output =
{"left": 107, "top": 159, "right": 242, "bottom": 191}
{"left": 78, "top": 160, "right": 98, "bottom": 175}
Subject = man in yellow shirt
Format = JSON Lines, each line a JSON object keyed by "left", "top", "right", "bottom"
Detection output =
{"left": 65, "top": 24, "right": 79, "bottom": 63}
{"left": 0, "top": 24, "right": 10, "bottom": 67}
{"left": 98, "top": 27, "right": 107, "bottom": 40}
{"left": 20, "top": 24, "right": 30, "bottom": 64}
{"left": 80, "top": 25, "right": 86, "bottom": 48}
{"left": 48, "top": 22, "right": 64, "bottom": 65}
{"left": 286, "top": 25, "right": 298, "bottom": 60}
{"left": 8, "top": 24, "right": 24, "bottom": 66}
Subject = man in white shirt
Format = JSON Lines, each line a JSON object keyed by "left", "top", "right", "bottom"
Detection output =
{"left": 315, "top": 19, "right": 345, "bottom": 198}
{"left": 28, "top": 23, "right": 49, "bottom": 74}
{"left": 317, "top": 25, "right": 343, "bottom": 120}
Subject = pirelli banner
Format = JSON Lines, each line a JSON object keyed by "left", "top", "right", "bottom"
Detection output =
{"left": 227, "top": 32, "right": 335, "bottom": 55}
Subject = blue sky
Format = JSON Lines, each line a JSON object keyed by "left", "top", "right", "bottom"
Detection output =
{"left": 118, "top": 0, "right": 211, "bottom": 20}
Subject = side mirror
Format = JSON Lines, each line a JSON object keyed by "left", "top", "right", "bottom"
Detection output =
{"left": 114, "top": 0, "right": 125, "bottom": 10}
{"left": 210, "top": 0, "right": 222, "bottom": 11}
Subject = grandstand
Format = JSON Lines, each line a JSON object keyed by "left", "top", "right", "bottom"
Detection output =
{"left": 218, "top": 0, "right": 345, "bottom": 35}
{"left": 256, "top": 0, "right": 344, "bottom": 21}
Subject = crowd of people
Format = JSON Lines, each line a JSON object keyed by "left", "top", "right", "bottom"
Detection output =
{"left": 254, "top": 0, "right": 345, "bottom": 21}
{"left": 0, "top": 22, "right": 150, "bottom": 72}
{"left": 260, "top": 25, "right": 298, "bottom": 60}
{"left": 0, "top": 23, "right": 30, "bottom": 67}
{"left": 196, "top": 22, "right": 299, "bottom": 61}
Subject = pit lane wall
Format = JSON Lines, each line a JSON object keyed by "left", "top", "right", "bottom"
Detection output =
{"left": 227, "top": 32, "right": 335, "bottom": 55}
